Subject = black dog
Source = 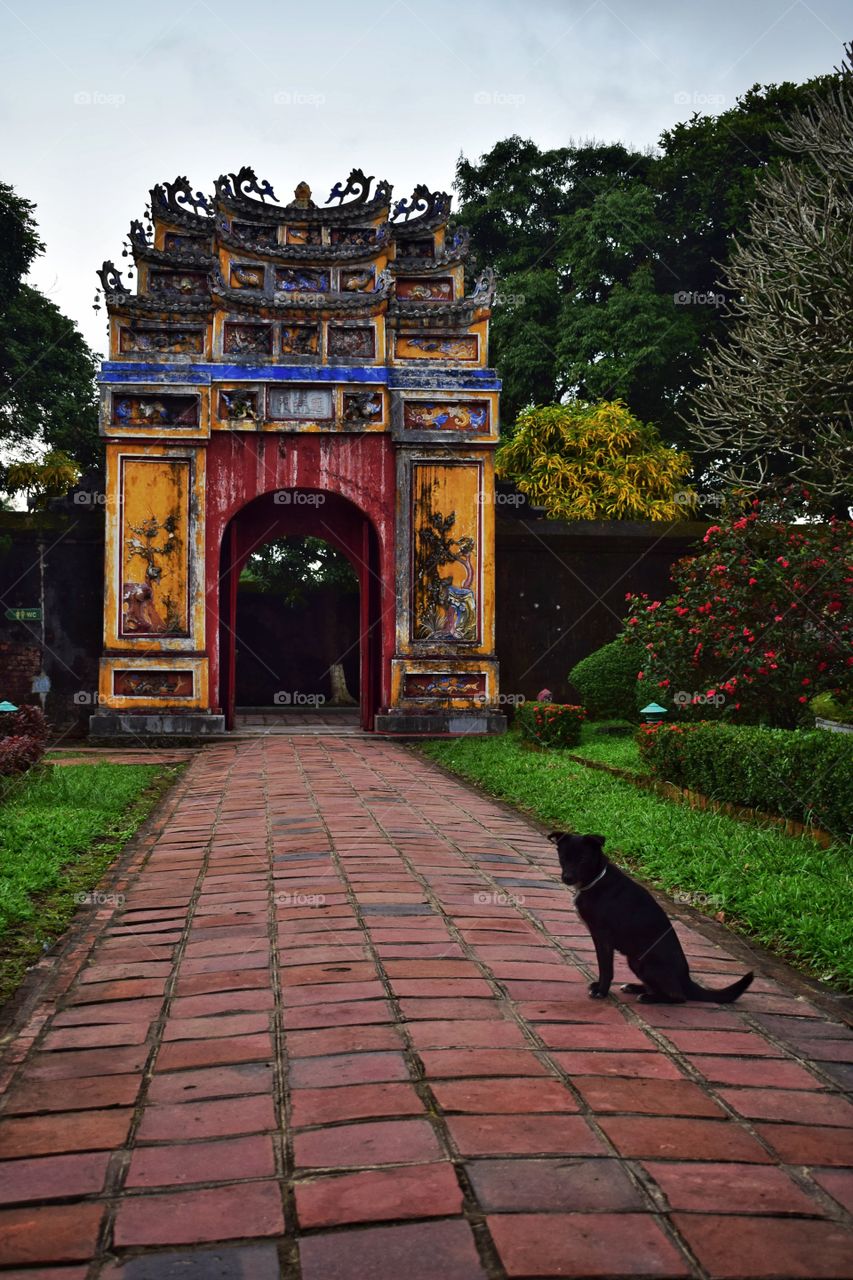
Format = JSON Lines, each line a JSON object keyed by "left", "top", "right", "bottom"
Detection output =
{"left": 549, "top": 831, "right": 754, "bottom": 1004}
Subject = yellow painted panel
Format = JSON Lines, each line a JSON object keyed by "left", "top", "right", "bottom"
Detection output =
{"left": 120, "top": 458, "right": 191, "bottom": 637}
{"left": 98, "top": 656, "right": 208, "bottom": 710}
{"left": 412, "top": 461, "right": 482, "bottom": 644}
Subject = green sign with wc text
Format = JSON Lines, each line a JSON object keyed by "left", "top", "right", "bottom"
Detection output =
{"left": 4, "top": 607, "right": 41, "bottom": 622}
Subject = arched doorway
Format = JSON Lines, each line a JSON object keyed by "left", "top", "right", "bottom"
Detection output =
{"left": 217, "top": 487, "right": 382, "bottom": 730}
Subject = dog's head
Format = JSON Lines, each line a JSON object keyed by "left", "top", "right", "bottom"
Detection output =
{"left": 548, "top": 831, "right": 607, "bottom": 887}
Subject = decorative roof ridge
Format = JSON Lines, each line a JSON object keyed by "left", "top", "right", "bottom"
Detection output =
{"left": 219, "top": 227, "right": 390, "bottom": 263}
{"left": 102, "top": 294, "right": 214, "bottom": 316}
{"left": 215, "top": 193, "right": 393, "bottom": 226}
{"left": 133, "top": 245, "right": 217, "bottom": 269}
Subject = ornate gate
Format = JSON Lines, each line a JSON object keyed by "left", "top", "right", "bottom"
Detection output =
{"left": 91, "top": 167, "right": 504, "bottom": 736}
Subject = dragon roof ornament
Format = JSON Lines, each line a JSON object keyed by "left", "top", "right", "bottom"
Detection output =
{"left": 391, "top": 185, "right": 452, "bottom": 225}
{"left": 128, "top": 220, "right": 150, "bottom": 250}
{"left": 215, "top": 167, "right": 278, "bottom": 205}
{"left": 327, "top": 168, "right": 393, "bottom": 208}
{"left": 150, "top": 176, "right": 215, "bottom": 221}
{"left": 97, "top": 261, "right": 130, "bottom": 296}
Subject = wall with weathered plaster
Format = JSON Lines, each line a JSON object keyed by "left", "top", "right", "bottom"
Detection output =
{"left": 0, "top": 509, "right": 706, "bottom": 732}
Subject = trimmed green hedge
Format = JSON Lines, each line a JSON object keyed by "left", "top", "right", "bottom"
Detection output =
{"left": 516, "top": 701, "right": 586, "bottom": 748}
{"left": 569, "top": 641, "right": 641, "bottom": 721}
{"left": 637, "top": 722, "right": 853, "bottom": 841}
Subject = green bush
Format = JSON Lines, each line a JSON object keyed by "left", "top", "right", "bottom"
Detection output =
{"left": 569, "top": 641, "right": 641, "bottom": 720}
{"left": 516, "top": 701, "right": 586, "bottom": 748}
{"left": 810, "top": 691, "right": 853, "bottom": 724}
{"left": 637, "top": 721, "right": 853, "bottom": 840}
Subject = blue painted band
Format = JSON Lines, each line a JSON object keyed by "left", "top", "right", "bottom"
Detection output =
{"left": 99, "top": 362, "right": 501, "bottom": 391}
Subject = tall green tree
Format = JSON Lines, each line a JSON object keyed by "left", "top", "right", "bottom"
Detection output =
{"left": 241, "top": 537, "right": 358, "bottom": 606}
{"left": 0, "top": 181, "right": 100, "bottom": 476}
{"left": 454, "top": 73, "right": 836, "bottom": 448}
{"left": 688, "top": 47, "right": 853, "bottom": 507}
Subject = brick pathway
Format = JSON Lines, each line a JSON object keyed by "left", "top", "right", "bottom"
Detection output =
{"left": 1, "top": 737, "right": 851, "bottom": 1278}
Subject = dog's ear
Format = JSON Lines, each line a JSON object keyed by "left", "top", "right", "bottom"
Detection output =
{"left": 584, "top": 834, "right": 606, "bottom": 848}
{"left": 546, "top": 831, "right": 563, "bottom": 844}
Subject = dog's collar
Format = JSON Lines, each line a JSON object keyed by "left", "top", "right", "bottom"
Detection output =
{"left": 573, "top": 866, "right": 607, "bottom": 897}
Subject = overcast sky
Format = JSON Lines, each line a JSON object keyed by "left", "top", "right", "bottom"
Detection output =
{"left": 2, "top": 0, "right": 848, "bottom": 355}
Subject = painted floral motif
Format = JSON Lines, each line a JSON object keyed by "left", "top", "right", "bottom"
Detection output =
{"left": 281, "top": 325, "right": 320, "bottom": 355}
{"left": 404, "top": 673, "right": 486, "bottom": 698}
{"left": 123, "top": 513, "right": 184, "bottom": 635}
{"left": 120, "top": 328, "right": 204, "bottom": 355}
{"left": 114, "top": 670, "right": 194, "bottom": 697}
{"left": 148, "top": 269, "right": 207, "bottom": 296}
{"left": 340, "top": 268, "right": 375, "bottom": 292}
{"left": 231, "top": 222, "right": 278, "bottom": 247}
{"left": 343, "top": 391, "right": 383, "bottom": 424}
{"left": 275, "top": 267, "right": 329, "bottom": 292}
{"left": 396, "top": 237, "right": 434, "bottom": 258}
{"left": 229, "top": 264, "right": 265, "bottom": 289}
{"left": 224, "top": 324, "right": 273, "bottom": 355}
{"left": 113, "top": 395, "right": 199, "bottom": 427}
{"left": 328, "top": 327, "right": 375, "bottom": 358}
{"left": 219, "top": 390, "right": 258, "bottom": 421}
{"left": 331, "top": 227, "right": 377, "bottom": 246}
{"left": 396, "top": 278, "right": 453, "bottom": 301}
{"left": 285, "top": 226, "right": 322, "bottom": 245}
{"left": 164, "top": 232, "right": 211, "bottom": 252}
{"left": 415, "top": 510, "right": 478, "bottom": 643}
{"left": 396, "top": 334, "right": 477, "bottom": 360}
{"left": 404, "top": 402, "right": 488, "bottom": 432}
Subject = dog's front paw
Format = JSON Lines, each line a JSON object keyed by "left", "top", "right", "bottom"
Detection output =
{"left": 588, "top": 982, "right": 608, "bottom": 999}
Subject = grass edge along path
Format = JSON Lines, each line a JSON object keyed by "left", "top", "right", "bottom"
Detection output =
{"left": 418, "top": 734, "right": 853, "bottom": 993}
{"left": 0, "top": 761, "right": 185, "bottom": 1009}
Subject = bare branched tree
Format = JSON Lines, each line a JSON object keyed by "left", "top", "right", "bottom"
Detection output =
{"left": 688, "top": 43, "right": 853, "bottom": 506}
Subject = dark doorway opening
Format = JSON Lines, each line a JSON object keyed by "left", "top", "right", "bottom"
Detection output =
{"left": 236, "top": 537, "right": 359, "bottom": 718}
{"left": 218, "top": 490, "right": 383, "bottom": 732}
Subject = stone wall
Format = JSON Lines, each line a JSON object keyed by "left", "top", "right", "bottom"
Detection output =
{"left": 0, "top": 509, "right": 105, "bottom": 734}
{"left": 0, "top": 509, "right": 705, "bottom": 732}
{"left": 495, "top": 516, "right": 706, "bottom": 703}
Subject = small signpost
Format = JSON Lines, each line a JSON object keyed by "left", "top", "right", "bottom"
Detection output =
{"left": 4, "top": 607, "right": 42, "bottom": 622}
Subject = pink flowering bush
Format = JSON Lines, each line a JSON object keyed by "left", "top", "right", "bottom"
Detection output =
{"left": 516, "top": 701, "right": 586, "bottom": 748}
{"left": 624, "top": 498, "right": 852, "bottom": 728}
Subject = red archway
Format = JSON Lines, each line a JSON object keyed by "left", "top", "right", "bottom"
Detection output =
{"left": 206, "top": 432, "right": 392, "bottom": 731}
{"left": 217, "top": 485, "right": 383, "bottom": 730}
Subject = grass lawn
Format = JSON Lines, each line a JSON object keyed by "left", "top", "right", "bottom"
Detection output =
{"left": 420, "top": 732, "right": 853, "bottom": 991}
{"left": 569, "top": 722, "right": 647, "bottom": 772}
{"left": 0, "top": 761, "right": 182, "bottom": 1008}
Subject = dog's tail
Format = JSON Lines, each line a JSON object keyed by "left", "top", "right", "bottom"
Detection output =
{"left": 687, "top": 971, "right": 754, "bottom": 1003}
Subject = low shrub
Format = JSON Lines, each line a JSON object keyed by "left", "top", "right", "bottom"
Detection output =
{"left": 0, "top": 704, "right": 48, "bottom": 779}
{"left": 516, "top": 701, "right": 586, "bottom": 748}
{"left": 569, "top": 641, "right": 641, "bottom": 721}
{"left": 637, "top": 721, "right": 852, "bottom": 840}
{"left": 0, "top": 734, "right": 44, "bottom": 777}
{"left": 810, "top": 691, "right": 853, "bottom": 725}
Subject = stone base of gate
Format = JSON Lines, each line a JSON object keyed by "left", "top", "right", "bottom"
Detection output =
{"left": 373, "top": 710, "right": 507, "bottom": 736}
{"left": 89, "top": 712, "right": 227, "bottom": 739}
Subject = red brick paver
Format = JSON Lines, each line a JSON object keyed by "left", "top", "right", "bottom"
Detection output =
{"left": 1, "top": 736, "right": 851, "bottom": 1277}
